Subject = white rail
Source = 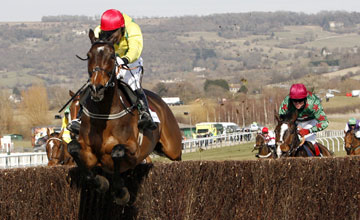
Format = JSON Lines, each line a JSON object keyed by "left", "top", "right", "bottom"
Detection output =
{"left": 0, "top": 152, "right": 48, "bottom": 169}
{"left": 0, "top": 130, "right": 345, "bottom": 168}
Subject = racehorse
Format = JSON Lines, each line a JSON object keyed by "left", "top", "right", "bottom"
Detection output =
{"left": 45, "top": 90, "right": 79, "bottom": 166}
{"left": 45, "top": 128, "right": 74, "bottom": 166}
{"left": 68, "top": 29, "right": 182, "bottom": 205}
{"left": 253, "top": 134, "right": 276, "bottom": 159}
{"left": 344, "top": 130, "right": 360, "bottom": 155}
{"left": 274, "top": 111, "right": 333, "bottom": 157}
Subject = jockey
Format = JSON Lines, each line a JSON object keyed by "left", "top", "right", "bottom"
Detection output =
{"left": 279, "top": 83, "right": 329, "bottom": 156}
{"left": 261, "top": 127, "right": 276, "bottom": 152}
{"left": 69, "top": 9, "right": 157, "bottom": 132}
{"left": 344, "top": 117, "right": 360, "bottom": 138}
{"left": 344, "top": 117, "right": 360, "bottom": 132}
{"left": 61, "top": 107, "right": 72, "bottom": 143}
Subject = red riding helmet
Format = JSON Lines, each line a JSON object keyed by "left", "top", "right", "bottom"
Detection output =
{"left": 262, "top": 127, "right": 269, "bottom": 133}
{"left": 101, "top": 9, "right": 125, "bottom": 31}
{"left": 289, "top": 83, "right": 308, "bottom": 99}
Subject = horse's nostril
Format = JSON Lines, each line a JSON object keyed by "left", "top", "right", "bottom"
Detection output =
{"left": 96, "top": 85, "right": 104, "bottom": 92}
{"left": 90, "top": 85, "right": 96, "bottom": 92}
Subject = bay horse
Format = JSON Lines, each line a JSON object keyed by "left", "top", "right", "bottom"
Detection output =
{"left": 253, "top": 134, "right": 276, "bottom": 159}
{"left": 274, "top": 111, "right": 333, "bottom": 157}
{"left": 68, "top": 29, "right": 182, "bottom": 205}
{"left": 45, "top": 90, "right": 79, "bottom": 166}
{"left": 344, "top": 130, "right": 360, "bottom": 155}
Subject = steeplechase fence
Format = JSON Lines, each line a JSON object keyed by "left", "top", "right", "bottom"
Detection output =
{"left": 0, "top": 130, "right": 346, "bottom": 168}
{"left": 0, "top": 157, "right": 359, "bottom": 219}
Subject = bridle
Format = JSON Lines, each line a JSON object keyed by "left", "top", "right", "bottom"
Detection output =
{"left": 46, "top": 137, "right": 64, "bottom": 161}
{"left": 345, "top": 131, "right": 360, "bottom": 154}
{"left": 78, "top": 40, "right": 136, "bottom": 120}
{"left": 276, "top": 121, "right": 301, "bottom": 157}
{"left": 89, "top": 41, "right": 117, "bottom": 91}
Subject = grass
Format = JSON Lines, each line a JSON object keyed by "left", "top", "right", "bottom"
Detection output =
{"left": 0, "top": 69, "right": 44, "bottom": 87}
{"left": 153, "top": 142, "right": 348, "bottom": 162}
{"left": 304, "top": 33, "right": 360, "bottom": 49}
{"left": 322, "top": 96, "right": 360, "bottom": 109}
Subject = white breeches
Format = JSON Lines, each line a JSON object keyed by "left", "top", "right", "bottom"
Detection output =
{"left": 296, "top": 119, "right": 317, "bottom": 144}
{"left": 116, "top": 57, "right": 143, "bottom": 91}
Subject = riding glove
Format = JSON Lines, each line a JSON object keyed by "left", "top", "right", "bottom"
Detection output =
{"left": 298, "top": 128, "right": 310, "bottom": 137}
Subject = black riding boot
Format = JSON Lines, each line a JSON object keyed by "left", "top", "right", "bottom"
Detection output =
{"left": 67, "top": 106, "right": 82, "bottom": 135}
{"left": 135, "top": 89, "right": 157, "bottom": 130}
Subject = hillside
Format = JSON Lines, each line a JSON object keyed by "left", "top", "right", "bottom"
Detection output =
{"left": 1, "top": 11, "right": 360, "bottom": 96}
{"left": 2, "top": 11, "right": 360, "bottom": 140}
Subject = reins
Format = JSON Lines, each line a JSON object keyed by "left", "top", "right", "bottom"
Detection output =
{"left": 347, "top": 132, "right": 360, "bottom": 154}
{"left": 80, "top": 40, "right": 137, "bottom": 120}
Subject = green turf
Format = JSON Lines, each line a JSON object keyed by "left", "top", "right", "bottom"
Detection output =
{"left": 153, "top": 142, "right": 348, "bottom": 162}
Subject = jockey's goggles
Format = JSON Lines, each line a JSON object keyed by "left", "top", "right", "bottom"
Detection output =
{"left": 291, "top": 98, "right": 306, "bottom": 103}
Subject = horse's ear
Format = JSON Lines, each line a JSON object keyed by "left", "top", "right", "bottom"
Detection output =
{"left": 89, "top": 29, "right": 96, "bottom": 44}
{"left": 108, "top": 29, "right": 122, "bottom": 45}
{"left": 274, "top": 111, "right": 280, "bottom": 123}
{"left": 69, "top": 90, "right": 75, "bottom": 97}
{"left": 47, "top": 128, "right": 51, "bottom": 137}
{"left": 59, "top": 128, "right": 64, "bottom": 138}
{"left": 290, "top": 110, "right": 298, "bottom": 123}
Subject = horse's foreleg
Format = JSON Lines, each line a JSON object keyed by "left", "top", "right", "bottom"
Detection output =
{"left": 111, "top": 144, "right": 130, "bottom": 205}
{"left": 67, "top": 140, "right": 107, "bottom": 190}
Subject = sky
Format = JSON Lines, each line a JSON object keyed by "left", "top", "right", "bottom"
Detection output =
{"left": 2, "top": 0, "right": 360, "bottom": 22}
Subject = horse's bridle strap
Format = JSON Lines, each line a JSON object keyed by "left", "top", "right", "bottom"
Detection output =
{"left": 46, "top": 137, "right": 63, "bottom": 143}
{"left": 82, "top": 106, "right": 135, "bottom": 120}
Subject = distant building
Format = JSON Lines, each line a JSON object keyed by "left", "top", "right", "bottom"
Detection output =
{"left": 193, "top": 67, "right": 206, "bottom": 72}
{"left": 162, "top": 97, "right": 183, "bottom": 106}
{"left": 178, "top": 123, "right": 195, "bottom": 139}
{"left": 72, "top": 29, "right": 86, "bottom": 35}
{"left": 229, "top": 84, "right": 241, "bottom": 93}
{"left": 329, "top": 21, "right": 344, "bottom": 30}
{"left": 321, "top": 47, "right": 332, "bottom": 57}
{"left": 8, "top": 94, "right": 21, "bottom": 103}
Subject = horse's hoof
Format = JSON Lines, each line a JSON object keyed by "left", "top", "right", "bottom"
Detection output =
{"left": 94, "top": 175, "right": 109, "bottom": 193}
{"left": 113, "top": 187, "right": 130, "bottom": 206}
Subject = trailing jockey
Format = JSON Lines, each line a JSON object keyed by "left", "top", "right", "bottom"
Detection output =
{"left": 261, "top": 127, "right": 276, "bottom": 156}
{"left": 344, "top": 117, "right": 360, "bottom": 138}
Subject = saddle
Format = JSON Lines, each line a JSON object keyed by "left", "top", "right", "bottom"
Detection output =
{"left": 301, "top": 142, "right": 321, "bottom": 157}
{"left": 79, "top": 80, "right": 139, "bottom": 107}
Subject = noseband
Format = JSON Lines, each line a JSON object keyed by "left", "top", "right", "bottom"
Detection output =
{"left": 90, "top": 66, "right": 116, "bottom": 90}
{"left": 84, "top": 40, "right": 117, "bottom": 92}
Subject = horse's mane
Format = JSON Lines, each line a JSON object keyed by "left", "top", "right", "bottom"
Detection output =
{"left": 279, "top": 111, "right": 295, "bottom": 122}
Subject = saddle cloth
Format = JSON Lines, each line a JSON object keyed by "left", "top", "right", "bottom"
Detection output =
{"left": 150, "top": 109, "right": 160, "bottom": 123}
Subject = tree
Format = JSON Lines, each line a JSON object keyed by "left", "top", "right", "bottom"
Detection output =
{"left": 0, "top": 90, "right": 14, "bottom": 134}
{"left": 152, "top": 82, "right": 169, "bottom": 97}
{"left": 20, "top": 85, "right": 51, "bottom": 127}
{"left": 204, "top": 79, "right": 229, "bottom": 91}
{"left": 12, "top": 87, "right": 21, "bottom": 96}
{"left": 238, "top": 85, "right": 248, "bottom": 94}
